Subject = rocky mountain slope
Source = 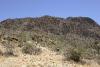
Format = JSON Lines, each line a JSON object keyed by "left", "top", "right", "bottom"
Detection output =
{"left": 0, "top": 15, "right": 100, "bottom": 67}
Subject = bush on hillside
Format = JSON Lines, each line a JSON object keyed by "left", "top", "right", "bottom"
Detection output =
{"left": 4, "top": 48, "right": 15, "bottom": 57}
{"left": 64, "top": 48, "right": 82, "bottom": 62}
{"left": 22, "top": 43, "right": 42, "bottom": 55}
{"left": 70, "top": 49, "right": 81, "bottom": 62}
{"left": 0, "top": 49, "right": 3, "bottom": 56}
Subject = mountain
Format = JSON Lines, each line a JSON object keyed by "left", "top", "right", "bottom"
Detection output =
{"left": 0, "top": 16, "right": 100, "bottom": 67}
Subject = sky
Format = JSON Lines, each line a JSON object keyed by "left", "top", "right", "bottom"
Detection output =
{"left": 0, "top": 0, "right": 100, "bottom": 24}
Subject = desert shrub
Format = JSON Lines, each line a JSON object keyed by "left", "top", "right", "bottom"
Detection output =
{"left": 22, "top": 43, "right": 42, "bottom": 55}
{"left": 31, "top": 35, "right": 43, "bottom": 43}
{"left": 92, "top": 41, "right": 100, "bottom": 54}
{"left": 4, "top": 48, "right": 14, "bottom": 57}
{"left": 2, "top": 43, "right": 15, "bottom": 57}
{"left": 70, "top": 49, "right": 81, "bottom": 62}
{"left": 64, "top": 48, "right": 82, "bottom": 62}
{"left": 0, "top": 49, "right": 3, "bottom": 56}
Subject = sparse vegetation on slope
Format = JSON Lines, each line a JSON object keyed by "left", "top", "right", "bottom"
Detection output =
{"left": 0, "top": 15, "right": 100, "bottom": 65}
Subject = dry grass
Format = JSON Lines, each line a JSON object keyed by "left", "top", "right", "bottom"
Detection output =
{"left": 0, "top": 46, "right": 100, "bottom": 67}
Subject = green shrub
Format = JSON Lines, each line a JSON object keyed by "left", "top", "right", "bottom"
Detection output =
{"left": 22, "top": 43, "right": 42, "bottom": 55}
{"left": 64, "top": 48, "right": 82, "bottom": 62}
{"left": 69, "top": 49, "right": 81, "bottom": 62}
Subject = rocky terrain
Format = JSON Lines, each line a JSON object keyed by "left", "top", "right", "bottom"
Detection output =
{"left": 0, "top": 15, "right": 100, "bottom": 67}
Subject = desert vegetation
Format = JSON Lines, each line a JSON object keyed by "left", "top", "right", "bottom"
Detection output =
{"left": 0, "top": 16, "right": 100, "bottom": 67}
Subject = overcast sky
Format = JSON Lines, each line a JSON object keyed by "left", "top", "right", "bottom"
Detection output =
{"left": 0, "top": 0, "right": 100, "bottom": 24}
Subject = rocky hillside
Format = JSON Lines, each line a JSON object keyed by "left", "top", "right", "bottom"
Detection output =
{"left": 0, "top": 15, "right": 100, "bottom": 67}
